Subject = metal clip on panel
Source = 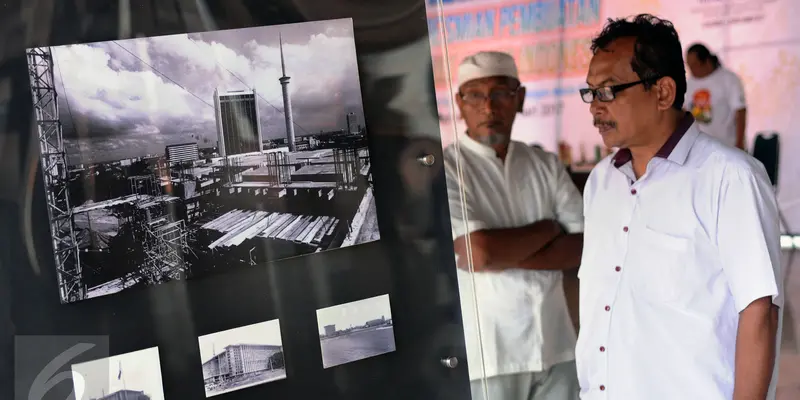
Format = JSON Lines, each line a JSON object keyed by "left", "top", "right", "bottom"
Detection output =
{"left": 417, "top": 154, "right": 435, "bottom": 166}
{"left": 440, "top": 356, "right": 459, "bottom": 369}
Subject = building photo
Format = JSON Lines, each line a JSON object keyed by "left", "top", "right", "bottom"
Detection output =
{"left": 198, "top": 319, "right": 286, "bottom": 397}
{"left": 316, "top": 294, "right": 396, "bottom": 369}
{"left": 25, "top": 18, "right": 380, "bottom": 304}
{"left": 70, "top": 347, "right": 164, "bottom": 400}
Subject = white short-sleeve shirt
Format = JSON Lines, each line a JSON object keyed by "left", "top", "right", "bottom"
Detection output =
{"left": 444, "top": 132, "right": 584, "bottom": 380}
{"left": 685, "top": 67, "right": 747, "bottom": 147}
{"left": 577, "top": 114, "right": 783, "bottom": 399}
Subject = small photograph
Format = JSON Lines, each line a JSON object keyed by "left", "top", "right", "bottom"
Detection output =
{"left": 70, "top": 346, "right": 164, "bottom": 400}
{"left": 316, "top": 294, "right": 396, "bottom": 369}
{"left": 198, "top": 319, "right": 286, "bottom": 397}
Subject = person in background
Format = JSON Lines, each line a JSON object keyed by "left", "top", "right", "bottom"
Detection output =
{"left": 578, "top": 14, "right": 782, "bottom": 399}
{"left": 685, "top": 43, "right": 748, "bottom": 150}
{"left": 444, "top": 50, "right": 583, "bottom": 400}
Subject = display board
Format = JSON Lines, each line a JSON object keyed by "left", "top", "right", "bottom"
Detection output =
{"left": 29, "top": 20, "right": 381, "bottom": 305}
{"left": 428, "top": 0, "right": 800, "bottom": 233}
{"left": 0, "top": 2, "right": 471, "bottom": 399}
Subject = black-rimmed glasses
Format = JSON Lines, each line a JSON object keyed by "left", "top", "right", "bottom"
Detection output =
{"left": 579, "top": 78, "right": 660, "bottom": 103}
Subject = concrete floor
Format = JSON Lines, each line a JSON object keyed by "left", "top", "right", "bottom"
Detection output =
{"left": 778, "top": 250, "right": 800, "bottom": 399}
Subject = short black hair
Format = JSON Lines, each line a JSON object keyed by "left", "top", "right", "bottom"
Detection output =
{"left": 687, "top": 43, "right": 721, "bottom": 68}
{"left": 591, "top": 14, "right": 686, "bottom": 110}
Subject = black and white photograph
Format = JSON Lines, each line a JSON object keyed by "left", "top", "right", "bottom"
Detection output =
{"left": 317, "top": 294, "right": 396, "bottom": 369}
{"left": 25, "top": 18, "right": 380, "bottom": 304}
{"left": 198, "top": 319, "right": 286, "bottom": 397}
{"left": 70, "top": 346, "right": 164, "bottom": 400}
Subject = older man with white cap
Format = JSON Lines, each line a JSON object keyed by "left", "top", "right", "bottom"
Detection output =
{"left": 444, "top": 51, "right": 583, "bottom": 399}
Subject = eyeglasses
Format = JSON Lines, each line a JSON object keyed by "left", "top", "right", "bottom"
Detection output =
{"left": 579, "top": 78, "right": 660, "bottom": 103}
{"left": 459, "top": 88, "right": 519, "bottom": 106}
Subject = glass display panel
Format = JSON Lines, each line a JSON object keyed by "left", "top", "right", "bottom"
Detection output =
{"left": 0, "top": 1, "right": 472, "bottom": 399}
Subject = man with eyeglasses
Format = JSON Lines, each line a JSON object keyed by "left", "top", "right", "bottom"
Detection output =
{"left": 444, "top": 50, "right": 583, "bottom": 400}
{"left": 576, "top": 14, "right": 782, "bottom": 400}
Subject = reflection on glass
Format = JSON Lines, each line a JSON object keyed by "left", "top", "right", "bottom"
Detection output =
{"left": 25, "top": 18, "right": 380, "bottom": 305}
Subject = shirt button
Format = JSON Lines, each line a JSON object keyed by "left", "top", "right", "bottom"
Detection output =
{"left": 615, "top": 266, "right": 621, "bottom": 272}
{"left": 630, "top": 188, "right": 637, "bottom": 195}
{"left": 623, "top": 226, "right": 629, "bottom": 232}
{"left": 600, "top": 385, "right": 606, "bottom": 391}
{"left": 605, "top": 305, "right": 611, "bottom": 311}
{"left": 600, "top": 346, "right": 606, "bottom": 352}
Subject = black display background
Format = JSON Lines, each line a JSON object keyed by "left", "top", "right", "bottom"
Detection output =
{"left": 0, "top": 0, "right": 471, "bottom": 399}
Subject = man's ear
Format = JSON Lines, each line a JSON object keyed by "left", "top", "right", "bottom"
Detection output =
{"left": 517, "top": 86, "right": 526, "bottom": 113}
{"left": 655, "top": 77, "right": 677, "bottom": 112}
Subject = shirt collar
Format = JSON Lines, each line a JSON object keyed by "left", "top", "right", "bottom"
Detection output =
{"left": 612, "top": 112, "right": 698, "bottom": 168}
{"left": 458, "top": 131, "right": 510, "bottom": 159}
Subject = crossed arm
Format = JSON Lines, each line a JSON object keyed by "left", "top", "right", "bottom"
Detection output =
{"left": 448, "top": 151, "right": 584, "bottom": 273}
{"left": 518, "top": 232, "right": 583, "bottom": 271}
{"left": 452, "top": 220, "right": 557, "bottom": 269}
{"left": 452, "top": 221, "right": 582, "bottom": 272}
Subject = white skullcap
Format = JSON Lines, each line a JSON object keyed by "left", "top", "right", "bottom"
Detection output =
{"left": 457, "top": 51, "right": 519, "bottom": 88}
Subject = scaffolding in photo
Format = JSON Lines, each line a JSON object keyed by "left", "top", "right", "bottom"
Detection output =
{"left": 28, "top": 46, "right": 85, "bottom": 303}
{"left": 333, "top": 147, "right": 359, "bottom": 190}
{"left": 25, "top": 43, "right": 193, "bottom": 298}
{"left": 128, "top": 174, "right": 191, "bottom": 285}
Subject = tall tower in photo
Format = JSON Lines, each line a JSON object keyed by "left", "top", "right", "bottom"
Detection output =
{"left": 279, "top": 33, "right": 297, "bottom": 152}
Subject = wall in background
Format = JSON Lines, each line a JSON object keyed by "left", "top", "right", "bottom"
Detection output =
{"left": 428, "top": 0, "right": 800, "bottom": 234}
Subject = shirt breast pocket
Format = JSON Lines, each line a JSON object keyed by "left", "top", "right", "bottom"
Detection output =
{"left": 628, "top": 226, "right": 694, "bottom": 304}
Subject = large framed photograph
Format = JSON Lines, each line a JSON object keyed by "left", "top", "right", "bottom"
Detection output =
{"left": 25, "top": 18, "right": 380, "bottom": 304}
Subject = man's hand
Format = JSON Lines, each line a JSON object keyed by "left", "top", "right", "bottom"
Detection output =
{"left": 518, "top": 233, "right": 583, "bottom": 271}
{"left": 453, "top": 231, "right": 491, "bottom": 271}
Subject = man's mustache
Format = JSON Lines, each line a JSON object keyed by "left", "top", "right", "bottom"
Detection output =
{"left": 594, "top": 119, "right": 617, "bottom": 128}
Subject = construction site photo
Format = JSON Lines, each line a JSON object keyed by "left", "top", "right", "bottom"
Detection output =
{"left": 25, "top": 18, "right": 380, "bottom": 304}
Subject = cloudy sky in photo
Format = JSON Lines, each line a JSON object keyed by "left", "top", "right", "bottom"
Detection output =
{"left": 316, "top": 294, "right": 393, "bottom": 335}
{"left": 43, "top": 18, "right": 364, "bottom": 163}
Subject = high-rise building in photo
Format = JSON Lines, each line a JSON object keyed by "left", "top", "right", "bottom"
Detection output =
{"left": 346, "top": 112, "right": 359, "bottom": 135}
{"left": 214, "top": 89, "right": 263, "bottom": 157}
{"left": 202, "top": 343, "right": 283, "bottom": 385}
